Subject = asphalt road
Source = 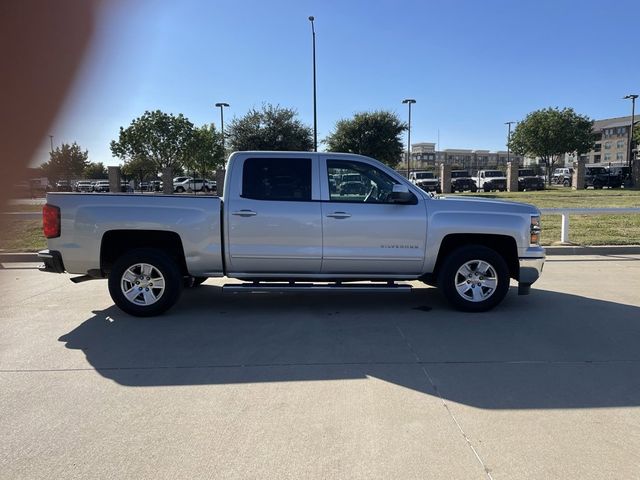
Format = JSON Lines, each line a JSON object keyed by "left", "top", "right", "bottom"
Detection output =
{"left": 1, "top": 256, "right": 640, "bottom": 479}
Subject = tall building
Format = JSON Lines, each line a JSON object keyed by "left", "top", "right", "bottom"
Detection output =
{"left": 407, "top": 142, "right": 524, "bottom": 172}
{"left": 579, "top": 116, "right": 634, "bottom": 165}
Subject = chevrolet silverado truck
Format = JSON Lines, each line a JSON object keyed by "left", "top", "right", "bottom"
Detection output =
{"left": 39, "top": 151, "right": 545, "bottom": 316}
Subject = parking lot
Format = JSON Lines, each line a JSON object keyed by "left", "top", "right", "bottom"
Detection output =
{"left": 1, "top": 255, "right": 640, "bottom": 479}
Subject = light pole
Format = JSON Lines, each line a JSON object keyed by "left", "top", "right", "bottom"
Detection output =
{"left": 623, "top": 94, "right": 638, "bottom": 183}
{"left": 215, "top": 102, "right": 230, "bottom": 151}
{"left": 402, "top": 99, "right": 416, "bottom": 178}
{"left": 309, "top": 16, "right": 317, "bottom": 152}
{"left": 49, "top": 135, "right": 54, "bottom": 153}
{"left": 505, "top": 121, "right": 516, "bottom": 165}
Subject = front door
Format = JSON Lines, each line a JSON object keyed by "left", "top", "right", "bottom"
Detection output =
{"left": 321, "top": 158, "right": 427, "bottom": 275}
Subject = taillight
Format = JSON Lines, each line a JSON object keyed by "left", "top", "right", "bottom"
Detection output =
{"left": 43, "top": 204, "right": 60, "bottom": 238}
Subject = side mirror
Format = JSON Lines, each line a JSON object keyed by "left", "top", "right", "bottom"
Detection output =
{"left": 390, "top": 184, "right": 414, "bottom": 204}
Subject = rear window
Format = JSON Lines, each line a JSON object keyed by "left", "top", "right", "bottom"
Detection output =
{"left": 242, "top": 157, "right": 312, "bottom": 201}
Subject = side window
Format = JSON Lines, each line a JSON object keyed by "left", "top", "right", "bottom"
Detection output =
{"left": 242, "top": 157, "right": 312, "bottom": 201}
{"left": 327, "top": 160, "right": 403, "bottom": 204}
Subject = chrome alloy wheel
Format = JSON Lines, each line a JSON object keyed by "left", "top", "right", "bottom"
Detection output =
{"left": 120, "top": 263, "right": 166, "bottom": 306}
{"left": 454, "top": 260, "right": 498, "bottom": 303}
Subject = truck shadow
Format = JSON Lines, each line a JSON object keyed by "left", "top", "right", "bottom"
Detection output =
{"left": 59, "top": 285, "right": 640, "bottom": 410}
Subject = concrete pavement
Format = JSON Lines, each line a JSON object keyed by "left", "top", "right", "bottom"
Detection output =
{"left": 1, "top": 256, "right": 640, "bottom": 479}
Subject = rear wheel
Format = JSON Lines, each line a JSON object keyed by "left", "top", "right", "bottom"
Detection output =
{"left": 108, "top": 248, "right": 183, "bottom": 316}
{"left": 563, "top": 179, "right": 570, "bottom": 187}
{"left": 437, "top": 245, "right": 510, "bottom": 312}
{"left": 176, "top": 186, "right": 185, "bottom": 193}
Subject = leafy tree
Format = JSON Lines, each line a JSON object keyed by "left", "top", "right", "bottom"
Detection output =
{"left": 83, "top": 162, "right": 107, "bottom": 179}
{"left": 509, "top": 107, "right": 596, "bottom": 183}
{"left": 121, "top": 155, "right": 157, "bottom": 185}
{"left": 227, "top": 104, "right": 313, "bottom": 151}
{"left": 41, "top": 142, "right": 89, "bottom": 184}
{"left": 324, "top": 111, "right": 407, "bottom": 168}
{"left": 110, "top": 110, "right": 195, "bottom": 193}
{"left": 184, "top": 124, "right": 225, "bottom": 179}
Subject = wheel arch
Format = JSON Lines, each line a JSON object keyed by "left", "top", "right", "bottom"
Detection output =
{"left": 100, "top": 230, "right": 188, "bottom": 276}
{"left": 430, "top": 233, "right": 519, "bottom": 281}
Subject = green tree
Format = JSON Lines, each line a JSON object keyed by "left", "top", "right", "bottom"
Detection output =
{"left": 227, "top": 104, "right": 313, "bottom": 151}
{"left": 41, "top": 142, "right": 89, "bottom": 184}
{"left": 509, "top": 107, "right": 596, "bottom": 183}
{"left": 324, "top": 111, "right": 407, "bottom": 168}
{"left": 184, "top": 124, "right": 225, "bottom": 179}
{"left": 121, "top": 155, "right": 157, "bottom": 186}
{"left": 83, "top": 162, "right": 107, "bottom": 179}
{"left": 110, "top": 110, "right": 195, "bottom": 193}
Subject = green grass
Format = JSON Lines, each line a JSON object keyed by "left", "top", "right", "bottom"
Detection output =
{"left": 0, "top": 220, "right": 46, "bottom": 252}
{"left": 455, "top": 188, "right": 640, "bottom": 245}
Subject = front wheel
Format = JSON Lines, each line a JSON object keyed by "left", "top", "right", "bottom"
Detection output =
{"left": 437, "top": 245, "right": 510, "bottom": 312}
{"left": 108, "top": 248, "right": 183, "bottom": 316}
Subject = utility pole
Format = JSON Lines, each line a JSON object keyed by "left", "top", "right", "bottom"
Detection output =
{"left": 402, "top": 99, "right": 416, "bottom": 178}
{"left": 215, "top": 102, "right": 230, "bottom": 151}
{"left": 309, "top": 16, "right": 317, "bottom": 152}
{"left": 505, "top": 121, "right": 516, "bottom": 164}
{"left": 623, "top": 94, "right": 638, "bottom": 185}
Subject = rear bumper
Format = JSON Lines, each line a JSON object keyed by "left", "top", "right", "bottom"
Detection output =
{"left": 38, "top": 249, "right": 66, "bottom": 273}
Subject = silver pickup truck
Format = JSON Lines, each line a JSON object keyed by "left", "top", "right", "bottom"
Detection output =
{"left": 39, "top": 151, "right": 545, "bottom": 316}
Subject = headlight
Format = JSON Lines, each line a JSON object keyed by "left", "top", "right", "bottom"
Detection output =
{"left": 530, "top": 216, "right": 541, "bottom": 245}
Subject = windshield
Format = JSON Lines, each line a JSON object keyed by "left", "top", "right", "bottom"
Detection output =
{"left": 484, "top": 171, "right": 503, "bottom": 177}
{"left": 588, "top": 167, "right": 606, "bottom": 174}
{"left": 451, "top": 171, "right": 470, "bottom": 178}
{"left": 519, "top": 170, "right": 535, "bottom": 176}
{"left": 414, "top": 172, "right": 434, "bottom": 179}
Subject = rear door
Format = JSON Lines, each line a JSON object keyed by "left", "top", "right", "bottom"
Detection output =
{"left": 320, "top": 157, "right": 427, "bottom": 275}
{"left": 225, "top": 155, "right": 322, "bottom": 274}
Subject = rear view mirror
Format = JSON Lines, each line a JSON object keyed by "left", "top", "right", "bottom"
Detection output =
{"left": 390, "top": 184, "right": 414, "bottom": 204}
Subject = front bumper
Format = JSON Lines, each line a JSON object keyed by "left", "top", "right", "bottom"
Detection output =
{"left": 518, "top": 255, "right": 545, "bottom": 294}
{"left": 38, "top": 249, "right": 66, "bottom": 273}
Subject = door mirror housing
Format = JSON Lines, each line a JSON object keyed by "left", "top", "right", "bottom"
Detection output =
{"left": 390, "top": 184, "right": 415, "bottom": 204}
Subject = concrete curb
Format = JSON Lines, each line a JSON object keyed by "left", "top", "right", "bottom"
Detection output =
{"left": 2, "top": 246, "right": 640, "bottom": 264}
{"left": 544, "top": 245, "right": 640, "bottom": 256}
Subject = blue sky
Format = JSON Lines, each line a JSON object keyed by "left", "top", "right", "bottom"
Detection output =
{"left": 39, "top": 0, "right": 640, "bottom": 166}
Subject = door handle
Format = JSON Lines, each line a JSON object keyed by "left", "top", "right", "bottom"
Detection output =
{"left": 232, "top": 210, "right": 257, "bottom": 217}
{"left": 326, "top": 211, "right": 351, "bottom": 219}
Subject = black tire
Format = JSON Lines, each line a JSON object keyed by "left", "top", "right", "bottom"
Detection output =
{"left": 563, "top": 179, "right": 570, "bottom": 187}
{"left": 108, "top": 248, "right": 183, "bottom": 317}
{"left": 184, "top": 276, "right": 208, "bottom": 287}
{"left": 470, "top": 185, "right": 478, "bottom": 193}
{"left": 437, "top": 245, "right": 510, "bottom": 312}
{"left": 436, "top": 187, "right": 442, "bottom": 194}
{"left": 483, "top": 185, "right": 491, "bottom": 192}
{"left": 593, "top": 180, "right": 602, "bottom": 189}
{"left": 176, "top": 186, "right": 185, "bottom": 193}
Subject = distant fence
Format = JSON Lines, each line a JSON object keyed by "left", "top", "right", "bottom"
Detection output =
{"left": 540, "top": 208, "right": 640, "bottom": 243}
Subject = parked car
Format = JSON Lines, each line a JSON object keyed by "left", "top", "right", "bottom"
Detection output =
{"left": 517, "top": 169, "right": 545, "bottom": 191}
{"left": 39, "top": 151, "right": 545, "bottom": 316}
{"left": 54, "top": 180, "right": 73, "bottom": 192}
{"left": 605, "top": 165, "right": 630, "bottom": 184}
{"left": 93, "top": 180, "right": 110, "bottom": 193}
{"left": 409, "top": 171, "right": 441, "bottom": 194}
{"left": 552, "top": 168, "right": 573, "bottom": 187}
{"left": 75, "top": 180, "right": 94, "bottom": 192}
{"left": 584, "top": 166, "right": 622, "bottom": 189}
{"left": 476, "top": 170, "right": 507, "bottom": 192}
{"left": 173, "top": 177, "right": 215, "bottom": 193}
{"left": 450, "top": 170, "right": 478, "bottom": 192}
{"left": 140, "top": 180, "right": 162, "bottom": 192}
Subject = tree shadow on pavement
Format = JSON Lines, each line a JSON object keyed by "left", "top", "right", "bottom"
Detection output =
{"left": 58, "top": 285, "right": 640, "bottom": 409}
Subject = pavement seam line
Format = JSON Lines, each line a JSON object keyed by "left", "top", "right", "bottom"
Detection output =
{"left": 2, "top": 359, "right": 638, "bottom": 374}
{"left": 395, "top": 324, "right": 494, "bottom": 480}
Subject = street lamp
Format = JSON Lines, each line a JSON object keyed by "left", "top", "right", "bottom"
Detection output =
{"left": 49, "top": 135, "right": 54, "bottom": 153}
{"left": 214, "top": 102, "right": 230, "bottom": 151}
{"left": 402, "top": 99, "right": 416, "bottom": 178}
{"left": 505, "top": 121, "right": 516, "bottom": 164}
{"left": 309, "top": 16, "right": 317, "bottom": 152}
{"left": 623, "top": 94, "right": 638, "bottom": 184}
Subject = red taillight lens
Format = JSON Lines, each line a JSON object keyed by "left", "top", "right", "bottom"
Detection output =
{"left": 43, "top": 204, "right": 60, "bottom": 238}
